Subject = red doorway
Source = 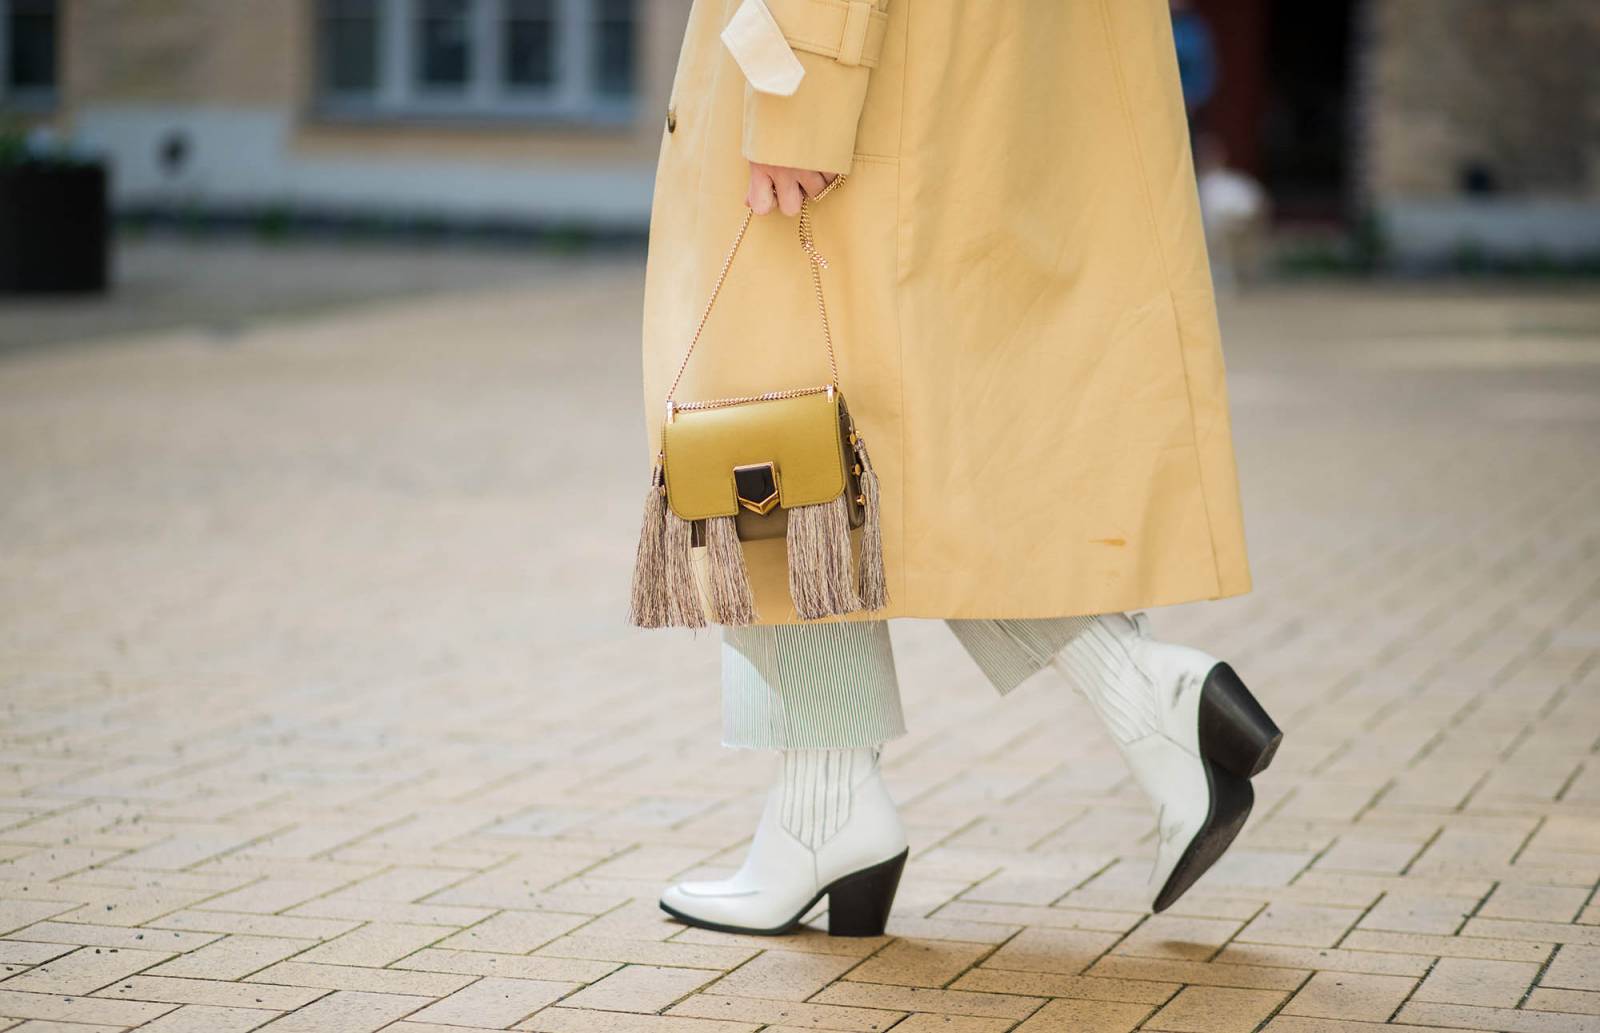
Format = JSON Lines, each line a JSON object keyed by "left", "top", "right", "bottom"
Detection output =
{"left": 1187, "top": 0, "right": 1357, "bottom": 224}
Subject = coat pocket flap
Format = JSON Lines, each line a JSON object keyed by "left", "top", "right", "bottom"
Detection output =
{"left": 721, "top": 0, "right": 807, "bottom": 96}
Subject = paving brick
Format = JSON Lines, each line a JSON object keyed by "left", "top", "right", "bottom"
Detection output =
{"left": 880, "top": 916, "right": 1018, "bottom": 945}
{"left": 708, "top": 949, "right": 857, "bottom": 1001}
{"left": 1338, "top": 930, "right": 1555, "bottom": 963}
{"left": 1413, "top": 957, "right": 1542, "bottom": 1009}
{"left": 1526, "top": 990, "right": 1600, "bottom": 1016}
{"left": 929, "top": 903, "right": 1140, "bottom": 934}
{"left": 149, "top": 911, "right": 361, "bottom": 941}
{"left": 666, "top": 992, "right": 903, "bottom": 1031}
{"left": 434, "top": 911, "right": 589, "bottom": 954}
{"left": 1236, "top": 903, "right": 1363, "bottom": 949}
{"left": 1011, "top": 998, "right": 1155, "bottom": 1033}
{"left": 5, "top": 924, "right": 218, "bottom": 953}
{"left": 196, "top": 879, "right": 356, "bottom": 915}
{"left": 844, "top": 939, "right": 988, "bottom": 988}
{"left": 1143, "top": 986, "right": 1288, "bottom": 1033}
{"left": 133, "top": 1004, "right": 283, "bottom": 1032}
{"left": 0, "top": 944, "right": 72, "bottom": 968}
{"left": 1463, "top": 918, "right": 1600, "bottom": 946}
{"left": 1280, "top": 970, "right": 1416, "bottom": 1022}
{"left": 0, "top": 908, "right": 79, "bottom": 940}
{"left": 0, "top": 947, "right": 172, "bottom": 995}
{"left": 1358, "top": 893, "right": 1480, "bottom": 936}
{"left": 1212, "top": 943, "right": 1433, "bottom": 977}
{"left": 1398, "top": 1001, "right": 1600, "bottom": 1032}
{"left": 950, "top": 967, "right": 1176, "bottom": 1004}
{"left": 669, "top": 928, "right": 886, "bottom": 958}
{"left": 1113, "top": 917, "right": 1242, "bottom": 962}
{"left": 519, "top": 1008, "right": 759, "bottom": 1032}
{"left": 95, "top": 973, "right": 327, "bottom": 1010}
{"left": 146, "top": 935, "right": 309, "bottom": 980}
{"left": 537, "top": 935, "right": 758, "bottom": 970}
{"left": 253, "top": 990, "right": 428, "bottom": 1032}
{"left": 810, "top": 982, "right": 1044, "bottom": 1020}
{"left": 246, "top": 961, "right": 473, "bottom": 998}
{"left": 393, "top": 948, "right": 617, "bottom": 984}
{"left": 295, "top": 925, "right": 447, "bottom": 967}
{"left": 978, "top": 927, "right": 1120, "bottom": 974}
{"left": 1313, "top": 834, "right": 1427, "bottom": 875}
{"left": 1479, "top": 884, "right": 1590, "bottom": 923}
{"left": 1543, "top": 945, "right": 1600, "bottom": 992}
{"left": 880, "top": 1016, "right": 1014, "bottom": 1033}
{"left": 1262, "top": 1019, "right": 1497, "bottom": 1033}
{"left": 404, "top": 977, "right": 572, "bottom": 1027}
{"left": 556, "top": 965, "right": 717, "bottom": 1014}
{"left": 0, "top": 990, "right": 174, "bottom": 1026}
{"left": 1085, "top": 955, "right": 1306, "bottom": 991}
{"left": 335, "top": 868, "right": 467, "bottom": 904}
{"left": 284, "top": 900, "right": 492, "bottom": 929}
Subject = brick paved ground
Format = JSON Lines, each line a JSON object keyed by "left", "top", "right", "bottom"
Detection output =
{"left": 2, "top": 248, "right": 1599, "bottom": 1032}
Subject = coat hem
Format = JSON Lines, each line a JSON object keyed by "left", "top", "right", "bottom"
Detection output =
{"left": 708, "top": 576, "right": 1254, "bottom": 627}
{"left": 1095, "top": 0, "right": 1229, "bottom": 599}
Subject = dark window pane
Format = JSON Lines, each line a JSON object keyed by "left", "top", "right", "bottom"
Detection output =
{"left": 504, "top": 0, "right": 556, "bottom": 89}
{"left": 418, "top": 0, "right": 471, "bottom": 89}
{"left": 592, "top": 0, "right": 635, "bottom": 98}
{"left": 319, "top": 0, "right": 379, "bottom": 95}
{"left": 8, "top": 0, "right": 58, "bottom": 91}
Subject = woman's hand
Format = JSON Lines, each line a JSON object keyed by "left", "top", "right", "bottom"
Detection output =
{"left": 747, "top": 163, "right": 838, "bottom": 216}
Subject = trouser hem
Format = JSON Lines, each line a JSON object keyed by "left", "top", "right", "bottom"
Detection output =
{"left": 718, "top": 616, "right": 1110, "bottom": 750}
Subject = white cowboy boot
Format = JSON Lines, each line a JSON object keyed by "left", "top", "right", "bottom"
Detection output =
{"left": 1051, "top": 612, "right": 1281, "bottom": 912}
{"left": 660, "top": 747, "right": 909, "bottom": 936}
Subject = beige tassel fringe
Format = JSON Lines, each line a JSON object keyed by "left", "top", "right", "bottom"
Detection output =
{"left": 628, "top": 468, "right": 670, "bottom": 628}
{"left": 787, "top": 492, "right": 862, "bottom": 619}
{"left": 664, "top": 507, "right": 707, "bottom": 628}
{"left": 854, "top": 435, "right": 889, "bottom": 611}
{"left": 705, "top": 514, "right": 759, "bottom": 625}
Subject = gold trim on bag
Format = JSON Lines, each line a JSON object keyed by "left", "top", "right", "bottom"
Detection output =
{"left": 734, "top": 462, "right": 781, "bottom": 515}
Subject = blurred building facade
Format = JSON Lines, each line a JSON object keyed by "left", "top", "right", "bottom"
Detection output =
{"left": 4, "top": 0, "right": 1597, "bottom": 261}
{"left": 6, "top": 0, "right": 693, "bottom": 230}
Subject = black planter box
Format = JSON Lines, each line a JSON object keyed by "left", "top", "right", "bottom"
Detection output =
{"left": 0, "top": 161, "right": 110, "bottom": 294}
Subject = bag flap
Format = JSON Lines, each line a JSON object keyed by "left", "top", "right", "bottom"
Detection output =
{"left": 663, "top": 391, "right": 847, "bottom": 520}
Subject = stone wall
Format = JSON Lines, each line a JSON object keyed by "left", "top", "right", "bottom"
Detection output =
{"left": 60, "top": 1, "right": 303, "bottom": 109}
{"left": 1366, "top": 0, "right": 1600, "bottom": 200}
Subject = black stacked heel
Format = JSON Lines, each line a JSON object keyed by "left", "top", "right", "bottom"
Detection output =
{"left": 1152, "top": 664, "right": 1282, "bottom": 913}
{"left": 825, "top": 848, "right": 908, "bottom": 937}
{"left": 1199, "top": 663, "right": 1282, "bottom": 777}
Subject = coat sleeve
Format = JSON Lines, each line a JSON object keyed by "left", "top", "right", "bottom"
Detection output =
{"left": 720, "top": 0, "right": 891, "bottom": 175}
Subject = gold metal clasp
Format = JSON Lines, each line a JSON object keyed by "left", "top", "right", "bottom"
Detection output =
{"left": 733, "top": 462, "right": 780, "bottom": 515}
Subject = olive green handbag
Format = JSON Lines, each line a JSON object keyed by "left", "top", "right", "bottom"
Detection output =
{"left": 629, "top": 179, "right": 887, "bottom": 628}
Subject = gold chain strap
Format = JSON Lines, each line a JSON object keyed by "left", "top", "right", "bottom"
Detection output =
{"left": 665, "top": 176, "right": 845, "bottom": 418}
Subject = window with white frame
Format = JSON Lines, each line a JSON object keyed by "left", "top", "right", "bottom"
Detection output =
{"left": 317, "top": 0, "right": 637, "bottom": 122}
{"left": 0, "top": 0, "right": 59, "bottom": 110}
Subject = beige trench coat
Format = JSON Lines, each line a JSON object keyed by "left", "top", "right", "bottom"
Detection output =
{"left": 639, "top": 0, "right": 1251, "bottom": 624}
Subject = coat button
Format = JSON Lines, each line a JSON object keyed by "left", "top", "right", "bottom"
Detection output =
{"left": 666, "top": 103, "right": 677, "bottom": 133}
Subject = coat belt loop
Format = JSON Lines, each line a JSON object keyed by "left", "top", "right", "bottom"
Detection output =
{"left": 836, "top": 0, "right": 873, "bottom": 67}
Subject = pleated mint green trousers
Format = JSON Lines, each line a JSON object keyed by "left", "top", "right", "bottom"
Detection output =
{"left": 722, "top": 618, "right": 1097, "bottom": 749}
